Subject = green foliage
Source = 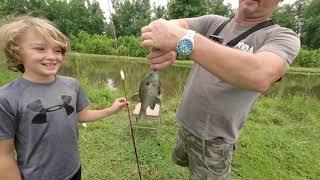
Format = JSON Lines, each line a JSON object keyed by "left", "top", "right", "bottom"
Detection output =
{"left": 168, "top": 0, "right": 233, "bottom": 19}
{"left": 69, "top": 31, "right": 148, "bottom": 57}
{"left": 302, "top": 0, "right": 320, "bottom": 49}
{"left": 273, "top": 0, "right": 311, "bottom": 34}
{"left": 292, "top": 49, "right": 320, "bottom": 68}
{"left": 207, "top": 0, "right": 233, "bottom": 17}
{"left": 79, "top": 78, "right": 115, "bottom": 109}
{"left": 112, "top": 0, "right": 151, "bottom": 37}
{"left": 273, "top": 4, "right": 299, "bottom": 33}
{"left": 152, "top": 3, "right": 168, "bottom": 20}
{"left": 0, "top": 0, "right": 106, "bottom": 36}
{"left": 117, "top": 36, "right": 149, "bottom": 57}
{"left": 168, "top": 0, "right": 208, "bottom": 19}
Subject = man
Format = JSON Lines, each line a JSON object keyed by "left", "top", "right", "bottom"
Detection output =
{"left": 141, "top": 0, "right": 300, "bottom": 179}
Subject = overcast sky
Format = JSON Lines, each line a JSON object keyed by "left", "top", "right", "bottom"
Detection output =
{"left": 97, "top": 0, "right": 297, "bottom": 19}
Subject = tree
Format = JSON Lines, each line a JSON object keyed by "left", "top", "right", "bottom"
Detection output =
{"left": 112, "top": 0, "right": 151, "bottom": 37}
{"left": 293, "top": 0, "right": 311, "bottom": 33}
{"left": 272, "top": 4, "right": 298, "bottom": 32}
{"left": 0, "top": 0, "right": 29, "bottom": 17}
{"left": 168, "top": 0, "right": 233, "bottom": 19}
{"left": 168, "top": 0, "right": 208, "bottom": 19}
{"left": 152, "top": 3, "right": 168, "bottom": 20}
{"left": 87, "top": 1, "right": 107, "bottom": 35}
{"left": 207, "top": 0, "right": 232, "bottom": 17}
{"left": 302, "top": 0, "right": 320, "bottom": 49}
{"left": 0, "top": 0, "right": 106, "bottom": 36}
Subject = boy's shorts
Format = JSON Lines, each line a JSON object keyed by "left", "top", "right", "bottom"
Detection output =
{"left": 172, "top": 127, "right": 234, "bottom": 180}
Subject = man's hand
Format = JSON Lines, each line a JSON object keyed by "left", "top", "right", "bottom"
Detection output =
{"left": 147, "top": 49, "right": 177, "bottom": 70}
{"left": 141, "top": 19, "right": 187, "bottom": 51}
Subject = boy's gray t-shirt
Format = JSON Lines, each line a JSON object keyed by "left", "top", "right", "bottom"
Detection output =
{"left": 0, "top": 75, "right": 90, "bottom": 180}
{"left": 176, "top": 15, "right": 300, "bottom": 143}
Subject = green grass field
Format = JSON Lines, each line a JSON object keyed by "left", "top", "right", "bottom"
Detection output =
{"left": 79, "top": 79, "right": 320, "bottom": 179}
{"left": 0, "top": 56, "right": 319, "bottom": 179}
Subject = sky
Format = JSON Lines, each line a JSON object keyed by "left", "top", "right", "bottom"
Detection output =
{"left": 97, "top": 0, "right": 297, "bottom": 19}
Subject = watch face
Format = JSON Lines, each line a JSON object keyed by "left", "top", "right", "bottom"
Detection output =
{"left": 177, "top": 39, "right": 193, "bottom": 55}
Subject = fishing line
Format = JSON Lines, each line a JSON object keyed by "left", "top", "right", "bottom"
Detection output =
{"left": 107, "top": 1, "right": 142, "bottom": 179}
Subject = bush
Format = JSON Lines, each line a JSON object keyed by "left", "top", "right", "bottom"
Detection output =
{"left": 292, "top": 49, "right": 320, "bottom": 68}
{"left": 69, "top": 32, "right": 148, "bottom": 58}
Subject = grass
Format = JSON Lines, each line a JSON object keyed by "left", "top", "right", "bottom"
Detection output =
{"left": 79, "top": 81, "right": 320, "bottom": 179}
{"left": 0, "top": 55, "right": 319, "bottom": 179}
{"left": 77, "top": 81, "right": 320, "bottom": 179}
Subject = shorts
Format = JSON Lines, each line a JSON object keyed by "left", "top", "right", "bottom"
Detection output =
{"left": 172, "top": 127, "right": 234, "bottom": 180}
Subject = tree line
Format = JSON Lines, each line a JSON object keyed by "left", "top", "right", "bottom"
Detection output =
{"left": 0, "top": 0, "right": 319, "bottom": 52}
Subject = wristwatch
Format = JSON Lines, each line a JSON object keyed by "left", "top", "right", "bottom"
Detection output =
{"left": 176, "top": 30, "right": 196, "bottom": 59}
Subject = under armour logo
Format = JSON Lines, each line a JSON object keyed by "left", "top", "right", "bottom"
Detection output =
{"left": 27, "top": 95, "right": 75, "bottom": 124}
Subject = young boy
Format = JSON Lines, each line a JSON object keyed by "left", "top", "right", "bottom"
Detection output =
{"left": 0, "top": 15, "right": 128, "bottom": 180}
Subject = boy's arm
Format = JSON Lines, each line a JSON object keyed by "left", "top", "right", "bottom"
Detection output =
{"left": 77, "top": 97, "right": 128, "bottom": 123}
{"left": 0, "top": 139, "right": 22, "bottom": 180}
{"left": 77, "top": 108, "right": 116, "bottom": 123}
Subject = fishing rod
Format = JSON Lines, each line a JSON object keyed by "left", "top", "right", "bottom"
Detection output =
{"left": 107, "top": 1, "right": 142, "bottom": 179}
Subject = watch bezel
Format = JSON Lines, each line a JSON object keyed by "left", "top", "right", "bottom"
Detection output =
{"left": 176, "top": 38, "right": 194, "bottom": 56}
{"left": 176, "top": 30, "right": 195, "bottom": 57}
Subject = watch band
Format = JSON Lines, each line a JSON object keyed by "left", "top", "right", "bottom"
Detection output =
{"left": 185, "top": 30, "right": 196, "bottom": 40}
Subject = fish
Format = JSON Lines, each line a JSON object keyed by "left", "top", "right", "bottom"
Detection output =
{"left": 132, "top": 70, "right": 161, "bottom": 119}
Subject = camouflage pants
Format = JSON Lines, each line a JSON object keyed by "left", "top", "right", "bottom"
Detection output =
{"left": 172, "top": 127, "right": 234, "bottom": 180}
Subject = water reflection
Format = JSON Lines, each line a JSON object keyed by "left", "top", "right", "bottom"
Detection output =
{"left": 60, "top": 57, "right": 320, "bottom": 100}
{"left": 106, "top": 78, "right": 117, "bottom": 91}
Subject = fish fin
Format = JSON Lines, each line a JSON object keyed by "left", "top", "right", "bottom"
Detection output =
{"left": 130, "top": 93, "right": 140, "bottom": 102}
{"left": 155, "top": 97, "right": 161, "bottom": 104}
{"left": 150, "top": 97, "right": 161, "bottom": 110}
{"left": 158, "top": 82, "right": 161, "bottom": 96}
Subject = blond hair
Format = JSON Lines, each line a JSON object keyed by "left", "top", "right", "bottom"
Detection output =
{"left": 0, "top": 15, "right": 69, "bottom": 73}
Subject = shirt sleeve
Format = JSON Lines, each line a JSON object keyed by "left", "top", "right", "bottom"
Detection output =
{"left": 185, "top": 15, "right": 227, "bottom": 36}
{"left": 256, "top": 27, "right": 301, "bottom": 69}
{"left": 74, "top": 80, "right": 90, "bottom": 113}
{"left": 0, "top": 97, "right": 16, "bottom": 139}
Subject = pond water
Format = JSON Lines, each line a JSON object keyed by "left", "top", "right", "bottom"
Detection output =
{"left": 60, "top": 57, "right": 320, "bottom": 100}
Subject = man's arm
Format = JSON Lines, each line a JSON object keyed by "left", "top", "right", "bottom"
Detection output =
{"left": 0, "top": 139, "right": 22, "bottom": 180}
{"left": 141, "top": 19, "right": 300, "bottom": 92}
{"left": 190, "top": 34, "right": 286, "bottom": 92}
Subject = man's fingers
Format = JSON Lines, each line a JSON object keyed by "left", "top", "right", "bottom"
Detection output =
{"left": 150, "top": 51, "right": 176, "bottom": 70}
{"left": 117, "top": 97, "right": 127, "bottom": 102}
{"left": 147, "top": 49, "right": 166, "bottom": 59}
{"left": 149, "top": 51, "right": 176, "bottom": 64}
{"left": 141, "top": 39, "right": 153, "bottom": 48}
{"left": 141, "top": 32, "right": 152, "bottom": 41}
{"left": 151, "top": 60, "right": 175, "bottom": 70}
{"left": 141, "top": 25, "right": 151, "bottom": 33}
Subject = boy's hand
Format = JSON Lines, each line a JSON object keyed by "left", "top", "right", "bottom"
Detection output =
{"left": 110, "top": 97, "right": 128, "bottom": 114}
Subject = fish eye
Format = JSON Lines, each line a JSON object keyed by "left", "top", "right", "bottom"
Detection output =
{"left": 146, "top": 82, "right": 150, "bottom": 86}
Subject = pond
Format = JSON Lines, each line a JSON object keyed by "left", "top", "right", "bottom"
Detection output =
{"left": 60, "top": 56, "right": 320, "bottom": 100}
